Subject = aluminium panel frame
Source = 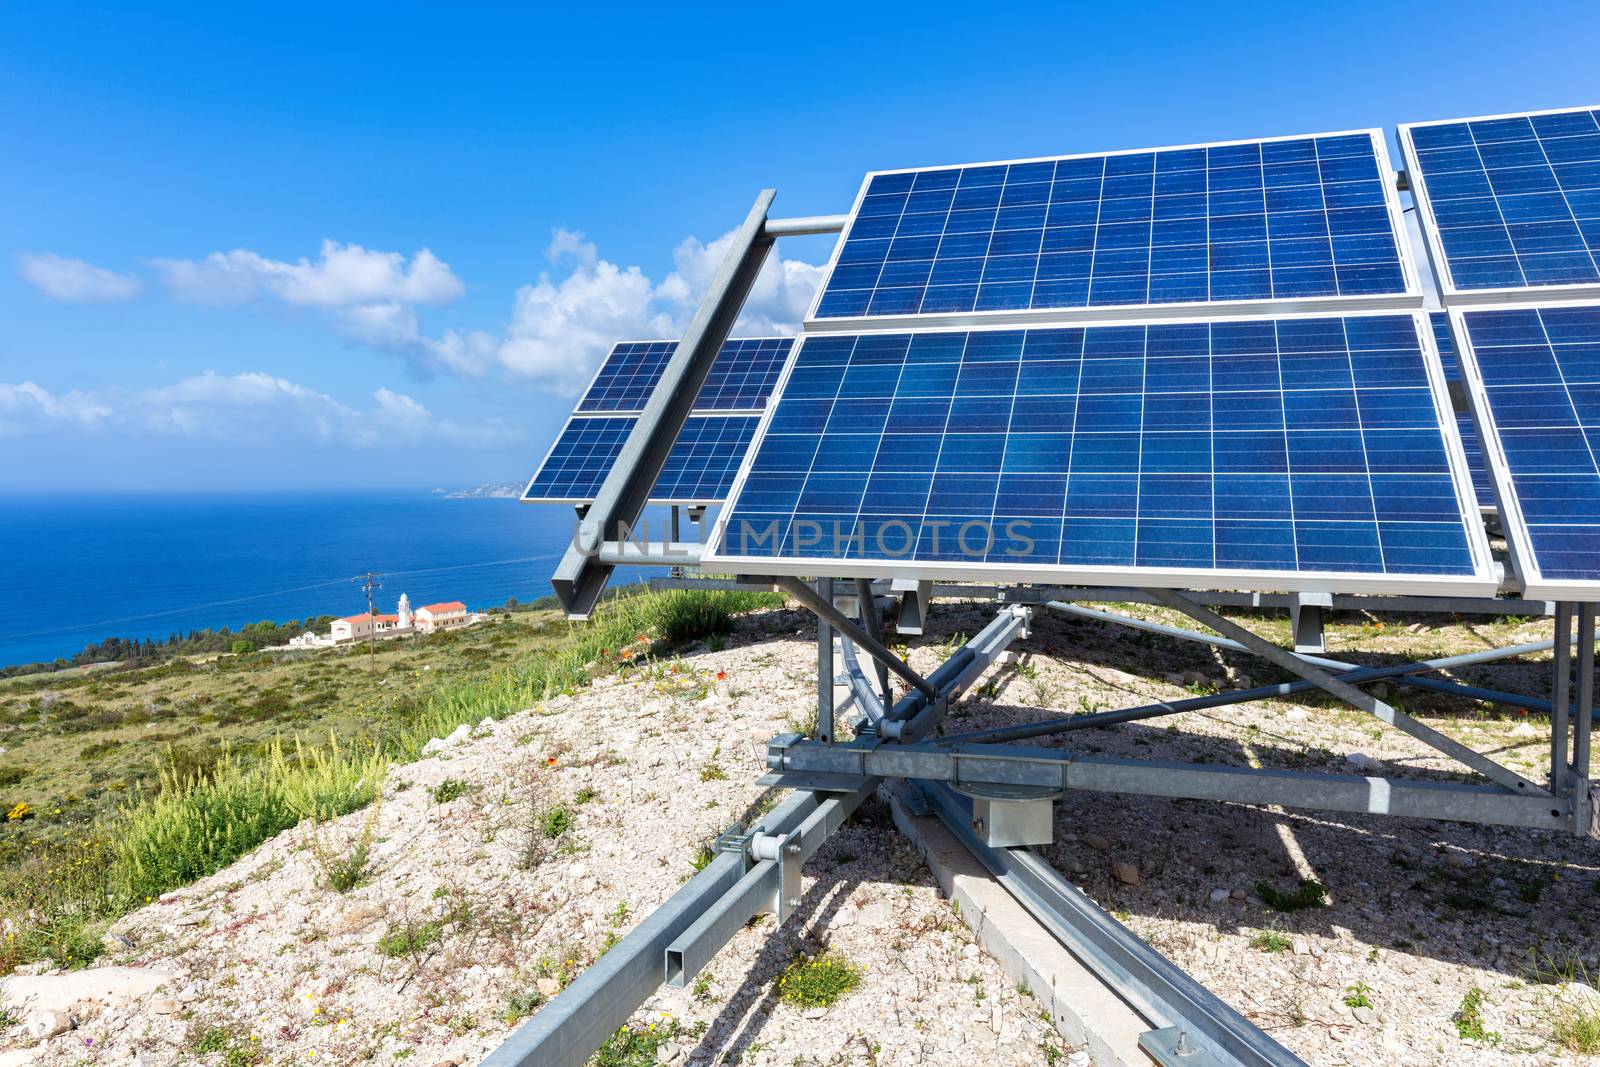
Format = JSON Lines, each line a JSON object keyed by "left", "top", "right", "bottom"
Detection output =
{"left": 701, "top": 309, "right": 1500, "bottom": 598}
{"left": 1449, "top": 301, "right": 1600, "bottom": 601}
{"left": 804, "top": 129, "right": 1424, "bottom": 334}
{"left": 1398, "top": 106, "right": 1600, "bottom": 308}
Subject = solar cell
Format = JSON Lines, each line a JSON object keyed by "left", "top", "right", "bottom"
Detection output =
{"left": 523, "top": 414, "right": 759, "bottom": 505}
{"left": 1401, "top": 107, "right": 1600, "bottom": 302}
{"left": 808, "top": 131, "right": 1420, "bottom": 330}
{"left": 705, "top": 313, "right": 1494, "bottom": 596}
{"left": 577, "top": 338, "right": 792, "bottom": 413}
{"left": 1431, "top": 312, "right": 1495, "bottom": 508}
{"left": 1452, "top": 303, "right": 1600, "bottom": 596}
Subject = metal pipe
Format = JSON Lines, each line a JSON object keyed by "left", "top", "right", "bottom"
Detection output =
{"left": 1553, "top": 603, "right": 1573, "bottom": 793}
{"left": 816, "top": 577, "right": 835, "bottom": 744}
{"left": 855, "top": 577, "right": 892, "bottom": 700}
{"left": 1045, "top": 599, "right": 1556, "bottom": 712}
{"left": 839, "top": 636, "right": 886, "bottom": 722}
{"left": 552, "top": 189, "right": 776, "bottom": 618}
{"left": 761, "top": 213, "right": 849, "bottom": 237}
{"left": 1147, "top": 589, "right": 1546, "bottom": 796}
{"left": 777, "top": 576, "right": 939, "bottom": 700}
{"left": 937, "top": 637, "right": 1566, "bottom": 746}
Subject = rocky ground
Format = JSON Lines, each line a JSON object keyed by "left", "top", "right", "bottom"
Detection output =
{"left": 3, "top": 598, "right": 1598, "bottom": 1066}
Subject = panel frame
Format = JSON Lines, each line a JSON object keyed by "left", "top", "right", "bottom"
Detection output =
{"left": 805, "top": 129, "right": 1424, "bottom": 333}
{"left": 1448, "top": 301, "right": 1600, "bottom": 600}
{"left": 521, "top": 412, "right": 763, "bottom": 507}
{"left": 1399, "top": 106, "right": 1600, "bottom": 307}
{"left": 522, "top": 337, "right": 789, "bottom": 507}
{"left": 703, "top": 310, "right": 1498, "bottom": 598}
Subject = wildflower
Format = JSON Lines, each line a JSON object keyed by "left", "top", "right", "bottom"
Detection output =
{"left": 715, "top": 670, "right": 727, "bottom": 682}
{"left": 5, "top": 802, "right": 29, "bottom": 822}
{"left": 546, "top": 756, "right": 558, "bottom": 767}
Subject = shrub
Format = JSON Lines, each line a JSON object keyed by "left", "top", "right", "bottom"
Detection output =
{"left": 431, "top": 778, "right": 466, "bottom": 804}
{"left": 117, "top": 737, "right": 383, "bottom": 902}
{"left": 1255, "top": 878, "right": 1328, "bottom": 912}
{"left": 1454, "top": 986, "right": 1499, "bottom": 1043}
{"left": 378, "top": 920, "right": 442, "bottom": 959}
{"left": 541, "top": 803, "right": 573, "bottom": 840}
{"left": 776, "top": 952, "right": 863, "bottom": 1009}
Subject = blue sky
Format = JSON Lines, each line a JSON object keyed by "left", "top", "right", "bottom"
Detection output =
{"left": 3, "top": 1, "right": 1597, "bottom": 491}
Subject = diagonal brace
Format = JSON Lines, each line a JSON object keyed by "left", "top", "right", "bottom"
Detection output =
{"left": 1146, "top": 589, "right": 1549, "bottom": 797}
{"left": 778, "top": 576, "right": 938, "bottom": 700}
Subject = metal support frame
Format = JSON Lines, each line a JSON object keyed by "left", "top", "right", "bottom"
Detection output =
{"left": 1146, "top": 589, "right": 1548, "bottom": 797}
{"left": 777, "top": 575, "right": 939, "bottom": 701}
{"left": 1289, "top": 591, "right": 1329, "bottom": 654}
{"left": 551, "top": 190, "right": 778, "bottom": 619}
{"left": 769, "top": 736, "right": 1572, "bottom": 832}
{"left": 891, "top": 577, "right": 933, "bottom": 634}
{"left": 815, "top": 577, "right": 835, "bottom": 744}
{"left": 854, "top": 577, "right": 892, "bottom": 701}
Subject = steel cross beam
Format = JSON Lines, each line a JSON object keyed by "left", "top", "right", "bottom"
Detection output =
{"left": 1146, "top": 589, "right": 1548, "bottom": 797}
{"left": 768, "top": 737, "right": 1575, "bottom": 832}
{"left": 551, "top": 189, "right": 778, "bottom": 618}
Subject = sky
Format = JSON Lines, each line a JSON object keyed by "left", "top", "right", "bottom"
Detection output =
{"left": 2, "top": 1, "right": 1598, "bottom": 492}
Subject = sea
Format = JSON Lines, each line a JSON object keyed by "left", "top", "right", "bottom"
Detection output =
{"left": 0, "top": 491, "right": 684, "bottom": 669}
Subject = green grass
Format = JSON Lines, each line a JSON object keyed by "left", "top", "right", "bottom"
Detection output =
{"left": 0, "top": 587, "right": 786, "bottom": 977}
{"left": 1250, "top": 927, "right": 1293, "bottom": 953}
{"left": 775, "top": 952, "right": 863, "bottom": 1009}
{"left": 431, "top": 778, "right": 466, "bottom": 804}
{"left": 593, "top": 1018, "right": 680, "bottom": 1067}
{"left": 377, "top": 919, "right": 443, "bottom": 959}
{"left": 1255, "top": 878, "right": 1329, "bottom": 912}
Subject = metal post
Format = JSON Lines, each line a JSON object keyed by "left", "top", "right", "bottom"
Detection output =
{"left": 551, "top": 190, "right": 777, "bottom": 618}
{"left": 1576, "top": 603, "right": 1594, "bottom": 786}
{"left": 816, "top": 577, "right": 834, "bottom": 744}
{"left": 1553, "top": 603, "right": 1573, "bottom": 794}
{"left": 670, "top": 505, "right": 681, "bottom": 544}
{"left": 855, "top": 577, "right": 892, "bottom": 701}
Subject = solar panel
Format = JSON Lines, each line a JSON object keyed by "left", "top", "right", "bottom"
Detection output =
{"left": 1431, "top": 312, "right": 1495, "bottom": 508}
{"left": 704, "top": 313, "right": 1495, "bottom": 596}
{"left": 1452, "top": 303, "right": 1600, "bottom": 596}
{"left": 577, "top": 338, "right": 792, "bottom": 413}
{"left": 1400, "top": 107, "right": 1600, "bottom": 303}
{"left": 523, "top": 414, "right": 759, "bottom": 505}
{"left": 807, "top": 130, "right": 1420, "bottom": 330}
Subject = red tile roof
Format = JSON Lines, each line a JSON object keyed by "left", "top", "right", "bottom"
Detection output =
{"left": 340, "top": 613, "right": 399, "bottom": 624}
{"left": 418, "top": 601, "right": 467, "bottom": 614}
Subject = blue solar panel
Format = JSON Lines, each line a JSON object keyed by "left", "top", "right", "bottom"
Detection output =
{"left": 577, "top": 338, "right": 792, "bottom": 413}
{"left": 1401, "top": 108, "right": 1600, "bottom": 298}
{"left": 809, "top": 131, "right": 1417, "bottom": 326}
{"left": 524, "top": 414, "right": 759, "bottom": 504}
{"left": 1430, "top": 312, "right": 1495, "bottom": 507}
{"left": 1453, "top": 304, "right": 1600, "bottom": 592}
{"left": 707, "top": 314, "right": 1493, "bottom": 594}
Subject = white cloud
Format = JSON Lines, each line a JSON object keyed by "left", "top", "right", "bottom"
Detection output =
{"left": 151, "top": 240, "right": 463, "bottom": 307}
{"left": 0, "top": 373, "right": 519, "bottom": 448}
{"left": 18, "top": 253, "right": 139, "bottom": 302}
{"left": 338, "top": 301, "right": 496, "bottom": 378}
{"left": 495, "top": 227, "right": 825, "bottom": 394}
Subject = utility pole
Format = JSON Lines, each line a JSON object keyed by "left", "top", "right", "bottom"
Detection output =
{"left": 358, "top": 571, "right": 383, "bottom": 672}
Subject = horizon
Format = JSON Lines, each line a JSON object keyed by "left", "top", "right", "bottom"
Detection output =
{"left": 5, "top": 2, "right": 1600, "bottom": 492}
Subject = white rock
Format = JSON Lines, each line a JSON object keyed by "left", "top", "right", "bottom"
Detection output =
{"left": 1353, "top": 1005, "right": 1378, "bottom": 1025}
{"left": 1208, "top": 888, "right": 1230, "bottom": 904}
{"left": 1291, "top": 938, "right": 1310, "bottom": 955}
{"left": 656, "top": 1040, "right": 685, "bottom": 1063}
{"left": 151, "top": 997, "right": 179, "bottom": 1014}
{"left": 1285, "top": 708, "right": 1311, "bottom": 724}
{"left": 421, "top": 738, "right": 446, "bottom": 757}
{"left": 961, "top": 943, "right": 979, "bottom": 959}
{"left": 477, "top": 717, "right": 497, "bottom": 732}
{"left": 802, "top": 1006, "right": 827, "bottom": 1020}
{"left": 1345, "top": 752, "right": 1377, "bottom": 771}
{"left": 0, "top": 966, "right": 178, "bottom": 1015}
{"left": 26, "top": 1008, "right": 73, "bottom": 1039}
{"left": 446, "top": 723, "right": 472, "bottom": 746}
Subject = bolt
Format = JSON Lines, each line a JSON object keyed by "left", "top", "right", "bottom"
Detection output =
{"left": 785, "top": 844, "right": 801, "bottom": 856}
{"left": 1175, "top": 1029, "right": 1194, "bottom": 1056}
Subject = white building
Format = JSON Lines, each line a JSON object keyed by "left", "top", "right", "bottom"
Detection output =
{"left": 331, "top": 612, "right": 400, "bottom": 642}
{"left": 414, "top": 601, "right": 469, "bottom": 634}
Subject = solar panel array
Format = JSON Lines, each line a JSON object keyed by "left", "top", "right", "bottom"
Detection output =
{"left": 707, "top": 314, "right": 1493, "bottom": 592}
{"left": 524, "top": 414, "right": 759, "bottom": 505}
{"left": 810, "top": 131, "right": 1417, "bottom": 325}
{"left": 524, "top": 338, "right": 792, "bottom": 505}
{"left": 1430, "top": 312, "right": 1495, "bottom": 507}
{"left": 577, "top": 338, "right": 791, "bottom": 413}
{"left": 1402, "top": 107, "right": 1600, "bottom": 299}
{"left": 1454, "top": 304, "right": 1600, "bottom": 593}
